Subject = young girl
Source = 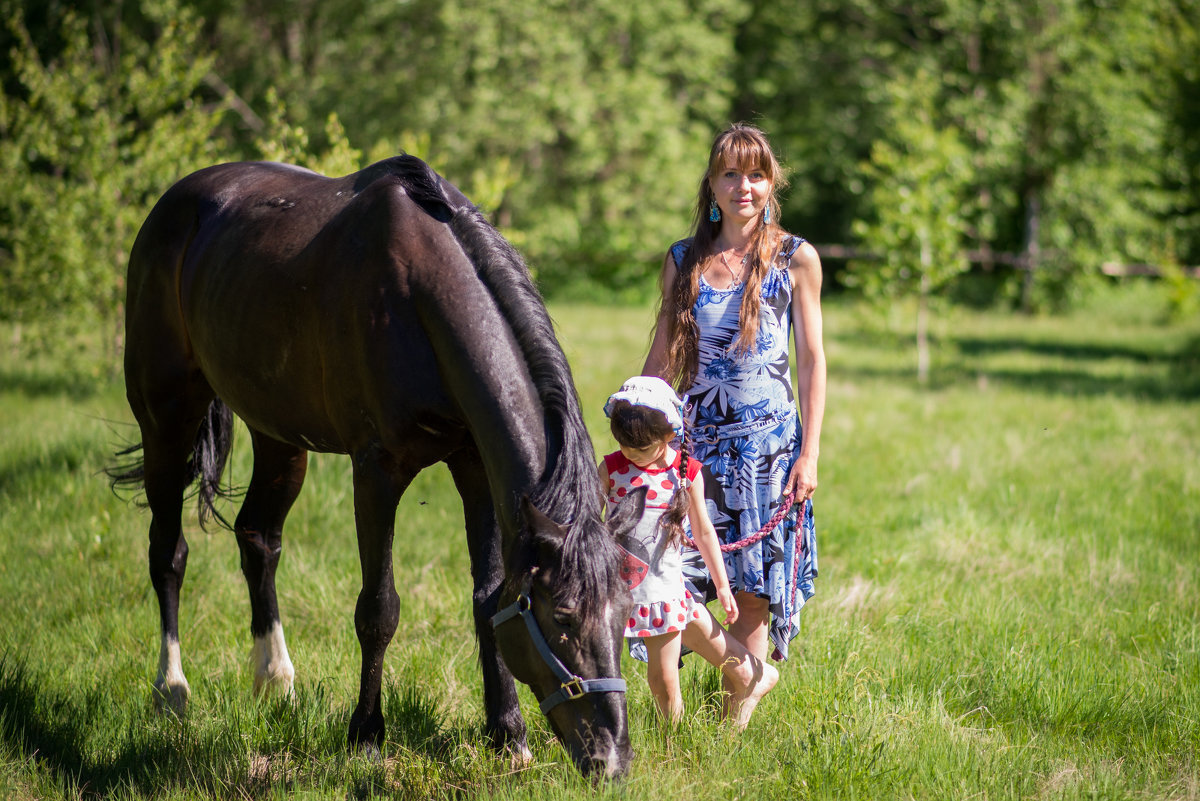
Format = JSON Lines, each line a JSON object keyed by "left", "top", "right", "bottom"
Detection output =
{"left": 601, "top": 376, "right": 777, "bottom": 727}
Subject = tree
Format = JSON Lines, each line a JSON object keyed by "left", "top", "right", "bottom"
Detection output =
{"left": 1158, "top": 0, "right": 1200, "bottom": 270}
{"left": 0, "top": 0, "right": 222, "bottom": 367}
{"left": 944, "top": 0, "right": 1176, "bottom": 310}
{"left": 851, "top": 71, "right": 972, "bottom": 383}
{"left": 732, "top": 0, "right": 1185, "bottom": 308}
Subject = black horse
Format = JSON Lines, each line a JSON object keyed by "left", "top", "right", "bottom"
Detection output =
{"left": 110, "top": 155, "right": 641, "bottom": 778}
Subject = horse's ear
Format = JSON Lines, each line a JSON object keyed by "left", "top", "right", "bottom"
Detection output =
{"left": 605, "top": 486, "right": 647, "bottom": 545}
{"left": 520, "top": 496, "right": 566, "bottom": 560}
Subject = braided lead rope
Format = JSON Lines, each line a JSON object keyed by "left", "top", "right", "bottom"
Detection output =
{"left": 684, "top": 490, "right": 799, "bottom": 553}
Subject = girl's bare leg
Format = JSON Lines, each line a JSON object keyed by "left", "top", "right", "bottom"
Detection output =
{"left": 728, "top": 591, "right": 771, "bottom": 661}
{"left": 681, "top": 604, "right": 778, "bottom": 729}
{"left": 721, "top": 592, "right": 772, "bottom": 721}
{"left": 643, "top": 631, "right": 684, "bottom": 723}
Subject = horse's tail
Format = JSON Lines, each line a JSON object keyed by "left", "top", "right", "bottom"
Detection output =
{"left": 107, "top": 398, "right": 237, "bottom": 529}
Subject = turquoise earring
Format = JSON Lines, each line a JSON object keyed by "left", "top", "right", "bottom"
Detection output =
{"left": 763, "top": 204, "right": 771, "bottom": 225}
{"left": 709, "top": 200, "right": 721, "bottom": 222}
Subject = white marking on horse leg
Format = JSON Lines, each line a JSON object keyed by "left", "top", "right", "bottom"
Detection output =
{"left": 153, "top": 633, "right": 190, "bottom": 715}
{"left": 251, "top": 621, "right": 296, "bottom": 698}
{"left": 508, "top": 743, "right": 534, "bottom": 769}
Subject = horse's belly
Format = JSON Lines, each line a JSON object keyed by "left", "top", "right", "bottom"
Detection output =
{"left": 201, "top": 358, "right": 346, "bottom": 453}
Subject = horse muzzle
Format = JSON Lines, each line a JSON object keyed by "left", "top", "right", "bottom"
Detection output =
{"left": 568, "top": 725, "right": 633, "bottom": 781}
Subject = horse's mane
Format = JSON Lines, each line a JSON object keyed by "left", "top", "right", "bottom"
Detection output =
{"left": 387, "top": 155, "right": 625, "bottom": 619}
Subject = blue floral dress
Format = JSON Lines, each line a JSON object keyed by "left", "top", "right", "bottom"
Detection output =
{"left": 671, "top": 235, "right": 819, "bottom": 661}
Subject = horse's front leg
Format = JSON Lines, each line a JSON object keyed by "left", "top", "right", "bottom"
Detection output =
{"left": 236, "top": 429, "right": 308, "bottom": 698}
{"left": 447, "top": 452, "right": 530, "bottom": 762}
{"left": 347, "top": 447, "right": 411, "bottom": 750}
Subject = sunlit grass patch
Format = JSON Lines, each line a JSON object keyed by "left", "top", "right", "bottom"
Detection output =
{"left": 1, "top": 289, "right": 1198, "bottom": 799}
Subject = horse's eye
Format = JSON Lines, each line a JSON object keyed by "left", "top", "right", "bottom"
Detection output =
{"left": 553, "top": 608, "right": 576, "bottom": 627}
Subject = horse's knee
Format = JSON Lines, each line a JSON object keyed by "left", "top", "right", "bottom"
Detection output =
{"left": 148, "top": 525, "right": 189, "bottom": 585}
{"left": 235, "top": 526, "right": 281, "bottom": 574}
{"left": 354, "top": 588, "right": 401, "bottom": 646}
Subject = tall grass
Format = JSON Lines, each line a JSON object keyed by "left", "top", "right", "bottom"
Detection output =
{"left": 1, "top": 283, "right": 1197, "bottom": 799}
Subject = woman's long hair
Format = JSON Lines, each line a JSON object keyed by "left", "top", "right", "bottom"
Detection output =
{"left": 663, "top": 123, "right": 789, "bottom": 390}
{"left": 608, "top": 401, "right": 691, "bottom": 548}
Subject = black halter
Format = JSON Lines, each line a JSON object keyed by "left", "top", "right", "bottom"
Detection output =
{"left": 491, "top": 593, "right": 627, "bottom": 714}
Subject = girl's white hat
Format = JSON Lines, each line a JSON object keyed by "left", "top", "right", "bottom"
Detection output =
{"left": 603, "top": 376, "right": 686, "bottom": 435}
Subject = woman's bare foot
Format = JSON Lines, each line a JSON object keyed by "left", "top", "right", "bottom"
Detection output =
{"left": 723, "top": 658, "right": 779, "bottom": 730}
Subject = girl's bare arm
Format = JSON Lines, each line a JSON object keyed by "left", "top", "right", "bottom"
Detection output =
{"left": 686, "top": 471, "right": 738, "bottom": 623}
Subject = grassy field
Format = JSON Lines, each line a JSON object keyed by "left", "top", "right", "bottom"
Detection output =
{"left": 1, "top": 285, "right": 1197, "bottom": 799}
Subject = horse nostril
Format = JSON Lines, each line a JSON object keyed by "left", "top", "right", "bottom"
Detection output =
{"left": 581, "top": 759, "right": 622, "bottom": 783}
{"left": 584, "top": 745, "right": 631, "bottom": 782}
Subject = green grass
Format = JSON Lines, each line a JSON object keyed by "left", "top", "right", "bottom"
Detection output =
{"left": 2, "top": 284, "right": 1198, "bottom": 799}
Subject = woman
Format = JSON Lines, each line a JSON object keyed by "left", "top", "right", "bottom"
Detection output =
{"left": 642, "top": 122, "right": 825, "bottom": 668}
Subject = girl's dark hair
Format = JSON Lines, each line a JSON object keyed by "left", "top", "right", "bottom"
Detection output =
{"left": 608, "top": 400, "right": 691, "bottom": 547}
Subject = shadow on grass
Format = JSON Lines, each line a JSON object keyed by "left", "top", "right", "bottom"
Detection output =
{"left": 0, "top": 654, "right": 241, "bottom": 797}
{"left": 0, "top": 440, "right": 95, "bottom": 500}
{"left": 0, "top": 656, "right": 507, "bottom": 799}
{"left": 0, "top": 366, "right": 103, "bottom": 401}
{"left": 833, "top": 330, "right": 1200, "bottom": 401}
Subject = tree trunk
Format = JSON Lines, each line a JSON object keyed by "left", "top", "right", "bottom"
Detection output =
{"left": 917, "top": 233, "right": 932, "bottom": 385}
{"left": 1020, "top": 189, "right": 1042, "bottom": 313}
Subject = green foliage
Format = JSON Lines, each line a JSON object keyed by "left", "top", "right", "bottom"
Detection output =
{"left": 1160, "top": 263, "right": 1200, "bottom": 321}
{"left": 252, "top": 87, "right": 363, "bottom": 177}
{"left": 0, "top": 0, "right": 222, "bottom": 368}
{"left": 4, "top": 0, "right": 1200, "bottom": 369}
{"left": 738, "top": 0, "right": 1193, "bottom": 308}
{"left": 998, "top": 0, "right": 1176, "bottom": 307}
{"left": 850, "top": 71, "right": 972, "bottom": 301}
{"left": 1159, "top": 0, "right": 1200, "bottom": 264}
{"left": 188, "top": 0, "right": 745, "bottom": 294}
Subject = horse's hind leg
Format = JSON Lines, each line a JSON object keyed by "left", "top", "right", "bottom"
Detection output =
{"left": 142, "top": 430, "right": 199, "bottom": 712}
{"left": 236, "top": 429, "right": 308, "bottom": 698}
{"left": 447, "top": 451, "right": 530, "bottom": 762}
{"left": 130, "top": 383, "right": 217, "bottom": 714}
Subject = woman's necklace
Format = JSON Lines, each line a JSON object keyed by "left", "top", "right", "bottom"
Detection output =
{"left": 716, "top": 245, "right": 750, "bottom": 288}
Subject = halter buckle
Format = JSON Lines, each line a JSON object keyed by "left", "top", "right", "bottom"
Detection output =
{"left": 560, "top": 677, "right": 585, "bottom": 699}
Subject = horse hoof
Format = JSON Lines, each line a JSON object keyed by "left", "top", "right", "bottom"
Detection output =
{"left": 348, "top": 712, "right": 386, "bottom": 754}
{"left": 508, "top": 744, "right": 534, "bottom": 770}
{"left": 252, "top": 671, "right": 296, "bottom": 700}
{"left": 152, "top": 677, "right": 190, "bottom": 716}
{"left": 353, "top": 742, "right": 384, "bottom": 762}
{"left": 251, "top": 627, "right": 295, "bottom": 700}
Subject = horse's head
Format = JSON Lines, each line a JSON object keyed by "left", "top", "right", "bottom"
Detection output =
{"left": 493, "top": 492, "right": 645, "bottom": 780}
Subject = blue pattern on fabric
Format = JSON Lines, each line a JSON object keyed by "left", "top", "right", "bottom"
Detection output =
{"left": 670, "top": 236, "right": 818, "bottom": 661}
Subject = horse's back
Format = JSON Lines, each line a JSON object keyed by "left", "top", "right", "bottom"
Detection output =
{"left": 129, "top": 157, "right": 461, "bottom": 293}
{"left": 123, "top": 156, "right": 517, "bottom": 456}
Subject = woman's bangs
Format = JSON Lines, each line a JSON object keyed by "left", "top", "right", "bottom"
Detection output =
{"left": 713, "top": 135, "right": 772, "bottom": 179}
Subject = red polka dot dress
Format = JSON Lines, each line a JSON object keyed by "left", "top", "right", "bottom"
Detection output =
{"left": 604, "top": 450, "right": 704, "bottom": 638}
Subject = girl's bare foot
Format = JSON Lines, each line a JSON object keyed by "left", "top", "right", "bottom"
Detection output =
{"left": 724, "top": 659, "right": 779, "bottom": 730}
